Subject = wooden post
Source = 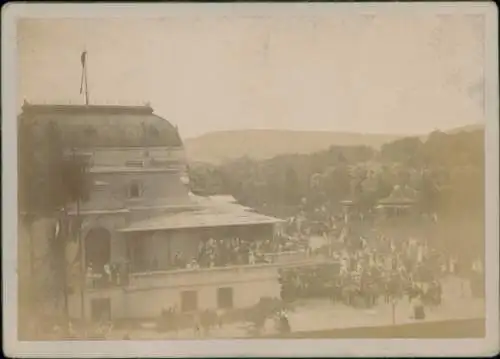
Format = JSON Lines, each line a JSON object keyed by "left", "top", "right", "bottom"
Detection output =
{"left": 61, "top": 209, "right": 70, "bottom": 333}
{"left": 77, "top": 199, "right": 86, "bottom": 332}
{"left": 26, "top": 216, "right": 38, "bottom": 337}
{"left": 167, "top": 234, "right": 172, "bottom": 268}
{"left": 81, "top": 50, "right": 90, "bottom": 105}
{"left": 391, "top": 298, "right": 396, "bottom": 325}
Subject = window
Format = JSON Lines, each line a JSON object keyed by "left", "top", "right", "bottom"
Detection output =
{"left": 217, "top": 287, "right": 234, "bottom": 309}
{"left": 129, "top": 182, "right": 141, "bottom": 198}
{"left": 181, "top": 290, "right": 198, "bottom": 312}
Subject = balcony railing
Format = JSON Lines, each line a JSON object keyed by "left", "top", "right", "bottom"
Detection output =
{"left": 86, "top": 272, "right": 129, "bottom": 290}
{"left": 263, "top": 250, "right": 308, "bottom": 264}
{"left": 85, "top": 250, "right": 324, "bottom": 291}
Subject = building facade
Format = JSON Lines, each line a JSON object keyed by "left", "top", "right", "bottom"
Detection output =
{"left": 20, "top": 102, "right": 308, "bottom": 322}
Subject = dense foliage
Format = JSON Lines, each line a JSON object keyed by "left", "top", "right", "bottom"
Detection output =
{"left": 18, "top": 119, "right": 91, "bottom": 216}
{"left": 18, "top": 117, "right": 91, "bottom": 335}
{"left": 188, "top": 130, "right": 484, "bottom": 258}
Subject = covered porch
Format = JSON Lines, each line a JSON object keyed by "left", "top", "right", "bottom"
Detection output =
{"left": 117, "top": 209, "right": 284, "bottom": 274}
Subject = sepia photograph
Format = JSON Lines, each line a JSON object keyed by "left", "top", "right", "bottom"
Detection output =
{"left": 2, "top": 2, "right": 499, "bottom": 357}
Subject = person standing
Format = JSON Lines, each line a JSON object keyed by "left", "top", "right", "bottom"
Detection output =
{"left": 193, "top": 313, "right": 202, "bottom": 338}
{"left": 104, "top": 263, "right": 112, "bottom": 284}
{"left": 412, "top": 294, "right": 425, "bottom": 320}
{"left": 249, "top": 250, "right": 256, "bottom": 265}
{"left": 86, "top": 262, "right": 94, "bottom": 289}
{"left": 278, "top": 310, "right": 291, "bottom": 334}
{"left": 391, "top": 296, "right": 398, "bottom": 325}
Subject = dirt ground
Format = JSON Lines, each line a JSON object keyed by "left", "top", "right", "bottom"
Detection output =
{"left": 101, "top": 276, "right": 484, "bottom": 340}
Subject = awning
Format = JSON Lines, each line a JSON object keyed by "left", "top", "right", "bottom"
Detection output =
{"left": 118, "top": 209, "right": 284, "bottom": 233}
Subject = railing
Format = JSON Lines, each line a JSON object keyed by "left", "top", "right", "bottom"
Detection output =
{"left": 127, "top": 262, "right": 281, "bottom": 289}
{"left": 86, "top": 273, "right": 129, "bottom": 290}
{"left": 126, "top": 248, "right": 309, "bottom": 275}
{"left": 85, "top": 252, "right": 327, "bottom": 291}
{"left": 264, "top": 250, "right": 308, "bottom": 264}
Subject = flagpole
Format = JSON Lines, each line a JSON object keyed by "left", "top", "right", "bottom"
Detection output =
{"left": 84, "top": 58, "right": 89, "bottom": 106}
{"left": 80, "top": 68, "right": 85, "bottom": 101}
{"left": 80, "top": 50, "right": 90, "bottom": 105}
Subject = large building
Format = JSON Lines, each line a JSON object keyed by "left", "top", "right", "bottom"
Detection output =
{"left": 19, "top": 102, "right": 311, "bottom": 322}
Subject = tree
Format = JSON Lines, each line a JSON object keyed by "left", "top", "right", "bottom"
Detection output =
{"left": 321, "top": 165, "right": 351, "bottom": 203}
{"left": 17, "top": 117, "right": 42, "bottom": 338}
{"left": 418, "top": 170, "right": 440, "bottom": 214}
{"left": 18, "top": 118, "right": 91, "bottom": 336}
{"left": 420, "top": 130, "right": 449, "bottom": 167}
{"left": 381, "top": 136, "right": 423, "bottom": 165}
{"left": 184, "top": 127, "right": 484, "bottom": 263}
{"left": 284, "top": 166, "right": 300, "bottom": 206}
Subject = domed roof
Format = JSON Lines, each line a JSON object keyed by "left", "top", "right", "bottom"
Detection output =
{"left": 19, "top": 102, "right": 183, "bottom": 148}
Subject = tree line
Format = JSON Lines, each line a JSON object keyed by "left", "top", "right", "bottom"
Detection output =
{"left": 188, "top": 129, "right": 484, "bottom": 258}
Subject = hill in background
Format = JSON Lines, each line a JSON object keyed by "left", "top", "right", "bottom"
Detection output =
{"left": 184, "top": 124, "right": 484, "bottom": 164}
{"left": 444, "top": 123, "right": 484, "bottom": 134}
{"left": 184, "top": 129, "right": 404, "bottom": 164}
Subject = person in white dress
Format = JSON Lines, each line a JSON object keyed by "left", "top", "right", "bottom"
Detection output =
{"left": 104, "top": 263, "right": 112, "bottom": 283}
{"left": 248, "top": 251, "right": 256, "bottom": 265}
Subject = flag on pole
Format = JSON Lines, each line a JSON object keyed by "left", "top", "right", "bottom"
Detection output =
{"left": 80, "top": 51, "right": 87, "bottom": 94}
{"left": 81, "top": 51, "right": 87, "bottom": 67}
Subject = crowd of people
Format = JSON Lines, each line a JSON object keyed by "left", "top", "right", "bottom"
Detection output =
{"left": 276, "top": 203, "right": 484, "bottom": 319}
{"left": 83, "top": 199, "right": 484, "bottom": 334}
{"left": 169, "top": 235, "right": 304, "bottom": 270}
{"left": 86, "top": 261, "right": 130, "bottom": 289}
{"left": 280, "top": 234, "right": 447, "bottom": 311}
{"left": 85, "top": 233, "right": 305, "bottom": 287}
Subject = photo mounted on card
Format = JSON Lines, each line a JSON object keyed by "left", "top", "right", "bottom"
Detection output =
{"left": 2, "top": 2, "right": 498, "bottom": 357}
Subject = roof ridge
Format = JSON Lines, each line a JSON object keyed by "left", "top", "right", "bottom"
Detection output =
{"left": 22, "top": 102, "right": 154, "bottom": 115}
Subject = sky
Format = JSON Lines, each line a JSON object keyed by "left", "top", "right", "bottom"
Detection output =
{"left": 17, "top": 12, "right": 485, "bottom": 139}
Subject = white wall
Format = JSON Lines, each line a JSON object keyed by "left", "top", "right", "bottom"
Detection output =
{"left": 69, "top": 265, "right": 281, "bottom": 320}
{"left": 68, "top": 287, "right": 125, "bottom": 320}
{"left": 120, "top": 278, "right": 279, "bottom": 319}
{"left": 81, "top": 171, "right": 191, "bottom": 212}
